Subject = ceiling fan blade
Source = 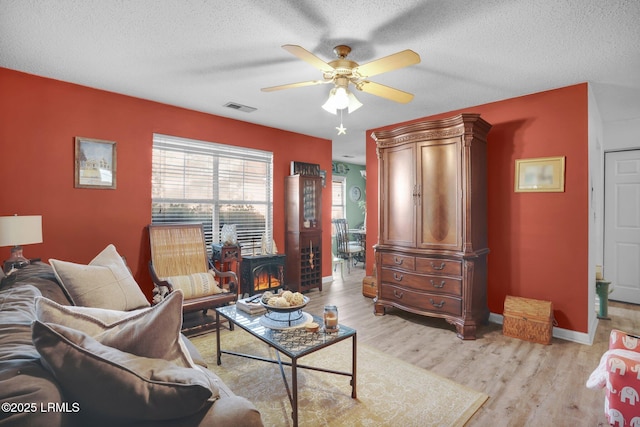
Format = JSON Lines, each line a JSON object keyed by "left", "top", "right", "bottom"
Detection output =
{"left": 355, "top": 49, "right": 420, "bottom": 78}
{"left": 282, "top": 44, "right": 335, "bottom": 73}
{"left": 357, "top": 80, "right": 415, "bottom": 103}
{"left": 261, "top": 80, "right": 329, "bottom": 92}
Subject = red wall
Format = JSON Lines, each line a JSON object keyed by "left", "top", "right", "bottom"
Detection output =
{"left": 366, "top": 84, "right": 589, "bottom": 332}
{"left": 0, "top": 68, "right": 333, "bottom": 298}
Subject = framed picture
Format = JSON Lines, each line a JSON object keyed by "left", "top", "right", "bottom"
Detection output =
{"left": 515, "top": 156, "right": 565, "bottom": 193}
{"left": 332, "top": 161, "right": 350, "bottom": 175}
{"left": 290, "top": 161, "right": 320, "bottom": 176}
{"left": 74, "top": 137, "right": 117, "bottom": 189}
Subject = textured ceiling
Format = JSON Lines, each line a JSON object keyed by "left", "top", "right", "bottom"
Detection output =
{"left": 1, "top": 0, "right": 639, "bottom": 164}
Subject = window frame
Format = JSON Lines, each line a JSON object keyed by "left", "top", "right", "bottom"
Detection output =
{"left": 331, "top": 176, "right": 346, "bottom": 221}
{"left": 151, "top": 133, "right": 274, "bottom": 256}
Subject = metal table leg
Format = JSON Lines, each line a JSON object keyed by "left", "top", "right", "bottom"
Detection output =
{"left": 216, "top": 310, "right": 222, "bottom": 365}
{"left": 292, "top": 358, "right": 298, "bottom": 427}
{"left": 352, "top": 334, "right": 357, "bottom": 398}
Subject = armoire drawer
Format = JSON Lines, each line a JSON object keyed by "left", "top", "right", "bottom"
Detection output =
{"left": 415, "top": 257, "right": 462, "bottom": 276}
{"left": 379, "top": 283, "right": 462, "bottom": 317}
{"left": 380, "top": 268, "right": 462, "bottom": 296}
{"left": 380, "top": 253, "right": 415, "bottom": 270}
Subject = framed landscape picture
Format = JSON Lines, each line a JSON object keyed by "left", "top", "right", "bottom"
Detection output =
{"left": 74, "top": 137, "right": 117, "bottom": 189}
{"left": 515, "top": 156, "right": 565, "bottom": 193}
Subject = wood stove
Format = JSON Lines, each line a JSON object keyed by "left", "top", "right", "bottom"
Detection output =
{"left": 240, "top": 254, "right": 286, "bottom": 296}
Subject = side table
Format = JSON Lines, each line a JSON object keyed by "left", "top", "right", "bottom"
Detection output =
{"left": 212, "top": 244, "right": 241, "bottom": 292}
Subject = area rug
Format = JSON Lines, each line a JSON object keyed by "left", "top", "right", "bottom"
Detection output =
{"left": 190, "top": 329, "right": 489, "bottom": 427}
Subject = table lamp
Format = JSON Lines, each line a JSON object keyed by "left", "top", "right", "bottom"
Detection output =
{"left": 0, "top": 215, "right": 43, "bottom": 270}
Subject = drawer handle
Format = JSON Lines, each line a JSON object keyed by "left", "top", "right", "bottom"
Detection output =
{"left": 393, "top": 273, "right": 404, "bottom": 281}
{"left": 394, "top": 257, "right": 404, "bottom": 265}
{"left": 393, "top": 290, "right": 404, "bottom": 299}
{"left": 431, "top": 262, "right": 446, "bottom": 270}
{"left": 429, "top": 298, "right": 445, "bottom": 308}
{"left": 430, "top": 279, "right": 446, "bottom": 288}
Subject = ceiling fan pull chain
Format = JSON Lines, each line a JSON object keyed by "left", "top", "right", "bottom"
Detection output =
{"left": 336, "top": 109, "right": 347, "bottom": 135}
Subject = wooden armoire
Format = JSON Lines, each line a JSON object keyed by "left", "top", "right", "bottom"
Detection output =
{"left": 284, "top": 174, "right": 323, "bottom": 293}
{"left": 371, "top": 113, "right": 491, "bottom": 340}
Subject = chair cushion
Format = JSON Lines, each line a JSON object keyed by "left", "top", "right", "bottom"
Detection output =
{"left": 32, "top": 321, "right": 214, "bottom": 420}
{"left": 587, "top": 329, "right": 640, "bottom": 427}
{"left": 49, "top": 244, "right": 149, "bottom": 311}
{"left": 609, "top": 328, "right": 640, "bottom": 351}
{"left": 346, "top": 244, "right": 364, "bottom": 253}
{"left": 34, "top": 289, "right": 196, "bottom": 368}
{"left": 163, "top": 271, "right": 222, "bottom": 299}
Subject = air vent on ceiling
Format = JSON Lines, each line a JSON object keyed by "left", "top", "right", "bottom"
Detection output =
{"left": 223, "top": 102, "right": 257, "bottom": 113}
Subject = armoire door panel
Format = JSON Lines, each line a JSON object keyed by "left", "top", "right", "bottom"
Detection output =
{"left": 418, "top": 140, "right": 461, "bottom": 249}
{"left": 381, "top": 144, "right": 416, "bottom": 246}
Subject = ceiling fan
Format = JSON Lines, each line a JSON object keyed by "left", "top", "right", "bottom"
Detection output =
{"left": 261, "top": 44, "right": 421, "bottom": 114}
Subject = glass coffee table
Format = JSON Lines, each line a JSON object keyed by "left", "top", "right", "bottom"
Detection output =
{"left": 215, "top": 305, "right": 357, "bottom": 427}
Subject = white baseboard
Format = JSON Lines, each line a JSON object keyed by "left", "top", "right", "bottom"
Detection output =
{"left": 489, "top": 312, "right": 593, "bottom": 345}
{"left": 316, "top": 285, "right": 596, "bottom": 345}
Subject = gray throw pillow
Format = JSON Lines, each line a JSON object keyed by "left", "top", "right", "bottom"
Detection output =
{"left": 32, "top": 321, "right": 214, "bottom": 420}
{"left": 34, "top": 290, "right": 196, "bottom": 368}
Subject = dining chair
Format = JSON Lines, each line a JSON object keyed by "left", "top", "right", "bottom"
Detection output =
{"left": 332, "top": 218, "right": 364, "bottom": 273}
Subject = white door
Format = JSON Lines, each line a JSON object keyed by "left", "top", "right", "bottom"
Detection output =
{"left": 604, "top": 150, "right": 640, "bottom": 304}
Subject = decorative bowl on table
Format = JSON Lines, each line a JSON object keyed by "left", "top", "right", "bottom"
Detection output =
{"left": 260, "top": 295, "right": 309, "bottom": 313}
{"left": 259, "top": 291, "right": 310, "bottom": 328}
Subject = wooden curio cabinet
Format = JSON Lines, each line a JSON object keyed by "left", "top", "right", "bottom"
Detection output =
{"left": 284, "top": 174, "right": 322, "bottom": 292}
{"left": 372, "top": 114, "right": 491, "bottom": 340}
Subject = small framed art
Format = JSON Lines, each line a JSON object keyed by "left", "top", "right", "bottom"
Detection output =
{"left": 290, "top": 161, "right": 320, "bottom": 176}
{"left": 515, "top": 156, "right": 565, "bottom": 193}
{"left": 74, "top": 137, "right": 117, "bottom": 189}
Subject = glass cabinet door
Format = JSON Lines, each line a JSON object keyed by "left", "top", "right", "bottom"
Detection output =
{"left": 302, "top": 177, "right": 321, "bottom": 228}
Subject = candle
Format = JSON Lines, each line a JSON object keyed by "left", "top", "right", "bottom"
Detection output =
{"left": 324, "top": 314, "right": 338, "bottom": 327}
{"left": 324, "top": 305, "right": 338, "bottom": 331}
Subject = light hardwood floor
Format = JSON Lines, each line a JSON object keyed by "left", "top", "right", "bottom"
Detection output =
{"left": 298, "top": 267, "right": 630, "bottom": 426}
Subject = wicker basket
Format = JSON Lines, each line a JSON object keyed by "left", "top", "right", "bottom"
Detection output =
{"left": 503, "top": 296, "right": 554, "bottom": 345}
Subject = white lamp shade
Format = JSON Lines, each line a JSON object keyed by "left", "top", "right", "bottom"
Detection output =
{"left": 322, "top": 89, "right": 340, "bottom": 114}
{"left": 332, "top": 87, "right": 350, "bottom": 109}
{"left": 0, "top": 215, "right": 43, "bottom": 247}
{"left": 346, "top": 92, "right": 363, "bottom": 113}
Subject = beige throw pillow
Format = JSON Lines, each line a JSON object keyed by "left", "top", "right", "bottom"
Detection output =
{"left": 163, "top": 270, "right": 223, "bottom": 299}
{"left": 35, "top": 290, "right": 195, "bottom": 368}
{"left": 49, "top": 244, "right": 149, "bottom": 311}
{"left": 32, "top": 321, "right": 214, "bottom": 420}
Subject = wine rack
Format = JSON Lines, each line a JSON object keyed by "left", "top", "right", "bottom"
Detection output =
{"left": 284, "top": 173, "right": 322, "bottom": 292}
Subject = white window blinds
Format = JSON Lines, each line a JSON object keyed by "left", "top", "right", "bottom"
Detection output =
{"left": 152, "top": 134, "right": 273, "bottom": 255}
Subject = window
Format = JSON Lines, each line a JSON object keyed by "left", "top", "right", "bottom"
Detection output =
{"left": 151, "top": 134, "right": 273, "bottom": 255}
{"left": 331, "top": 177, "right": 346, "bottom": 219}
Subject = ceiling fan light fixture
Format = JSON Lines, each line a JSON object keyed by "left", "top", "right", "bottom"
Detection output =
{"left": 322, "top": 87, "right": 362, "bottom": 114}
